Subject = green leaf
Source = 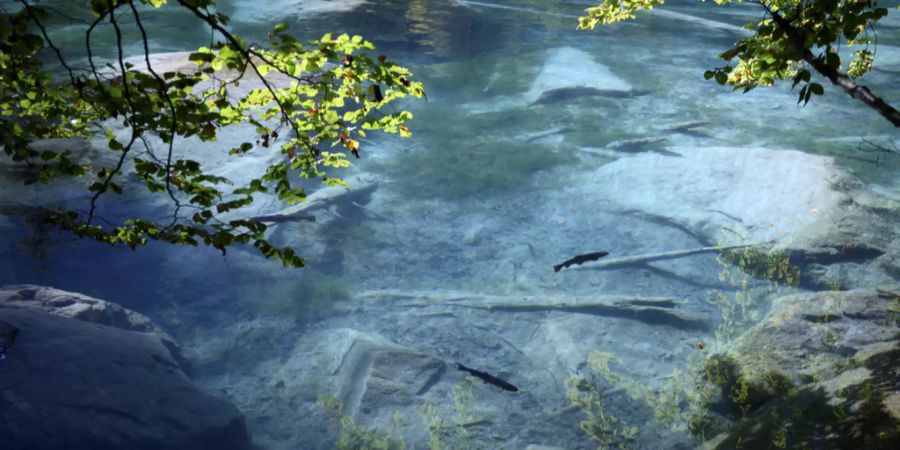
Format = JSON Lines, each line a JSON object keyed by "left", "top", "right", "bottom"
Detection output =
{"left": 714, "top": 71, "right": 728, "bottom": 85}
{"left": 797, "top": 85, "right": 808, "bottom": 104}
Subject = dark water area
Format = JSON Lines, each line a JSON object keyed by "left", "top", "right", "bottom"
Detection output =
{"left": 1, "top": 1, "right": 899, "bottom": 449}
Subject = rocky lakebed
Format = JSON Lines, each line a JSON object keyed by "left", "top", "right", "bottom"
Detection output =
{"left": 1, "top": 1, "right": 899, "bottom": 449}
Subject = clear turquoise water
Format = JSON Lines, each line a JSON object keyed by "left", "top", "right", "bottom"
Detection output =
{"left": 2, "top": 1, "right": 899, "bottom": 449}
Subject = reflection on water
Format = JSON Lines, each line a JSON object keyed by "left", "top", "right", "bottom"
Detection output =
{"left": 3, "top": 1, "right": 899, "bottom": 449}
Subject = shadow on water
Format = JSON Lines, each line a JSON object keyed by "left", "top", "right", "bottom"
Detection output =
{"left": 0, "top": 222, "right": 233, "bottom": 309}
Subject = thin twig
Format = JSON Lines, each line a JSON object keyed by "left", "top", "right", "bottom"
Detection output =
{"left": 128, "top": 1, "right": 184, "bottom": 226}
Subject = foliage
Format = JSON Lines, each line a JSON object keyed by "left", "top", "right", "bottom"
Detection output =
{"left": 564, "top": 369, "right": 638, "bottom": 449}
{"left": 318, "top": 395, "right": 407, "bottom": 450}
{"left": 579, "top": 0, "right": 665, "bottom": 28}
{"left": 579, "top": 0, "right": 900, "bottom": 126}
{"left": 708, "top": 356, "right": 900, "bottom": 449}
{"left": 0, "top": 0, "right": 424, "bottom": 267}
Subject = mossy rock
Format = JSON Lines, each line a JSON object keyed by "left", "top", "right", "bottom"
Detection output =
{"left": 709, "top": 348, "right": 900, "bottom": 450}
{"left": 702, "top": 288, "right": 900, "bottom": 449}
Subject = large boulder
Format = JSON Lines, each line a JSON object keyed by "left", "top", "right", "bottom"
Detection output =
{"left": 0, "top": 285, "right": 251, "bottom": 450}
{"left": 0, "top": 284, "right": 174, "bottom": 338}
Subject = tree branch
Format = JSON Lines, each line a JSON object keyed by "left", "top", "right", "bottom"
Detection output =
{"left": 127, "top": 1, "right": 184, "bottom": 226}
{"left": 766, "top": 5, "right": 900, "bottom": 127}
{"left": 174, "top": 0, "right": 303, "bottom": 143}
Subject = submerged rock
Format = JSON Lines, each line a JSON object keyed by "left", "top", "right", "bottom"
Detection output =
{"left": 578, "top": 146, "right": 898, "bottom": 288}
{"left": 0, "top": 284, "right": 185, "bottom": 364}
{"left": 647, "top": 9, "right": 750, "bottom": 35}
{"left": 230, "top": 0, "right": 367, "bottom": 22}
{"left": 462, "top": 46, "right": 636, "bottom": 113}
{"left": 525, "top": 47, "right": 633, "bottom": 104}
{"left": 333, "top": 331, "right": 448, "bottom": 417}
{"left": 0, "top": 284, "right": 171, "bottom": 336}
{"left": 195, "top": 325, "right": 528, "bottom": 449}
{"left": 0, "top": 285, "right": 250, "bottom": 450}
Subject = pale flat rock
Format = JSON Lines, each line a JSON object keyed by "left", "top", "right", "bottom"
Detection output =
{"left": 121, "top": 51, "right": 198, "bottom": 76}
{"left": 525, "top": 47, "right": 632, "bottom": 103}
{"left": 464, "top": 47, "right": 633, "bottom": 113}
{"left": 454, "top": 0, "right": 577, "bottom": 19}
{"left": 579, "top": 146, "right": 873, "bottom": 250}
{"left": 255, "top": 173, "right": 381, "bottom": 225}
{"left": 120, "top": 51, "right": 297, "bottom": 99}
{"left": 733, "top": 288, "right": 900, "bottom": 380}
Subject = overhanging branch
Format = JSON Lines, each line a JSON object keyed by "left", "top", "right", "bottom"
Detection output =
{"left": 767, "top": 6, "right": 900, "bottom": 127}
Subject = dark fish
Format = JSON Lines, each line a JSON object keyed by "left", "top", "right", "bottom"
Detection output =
{"left": 553, "top": 251, "right": 609, "bottom": 272}
{"left": 456, "top": 362, "right": 518, "bottom": 392}
{"left": 0, "top": 320, "right": 19, "bottom": 360}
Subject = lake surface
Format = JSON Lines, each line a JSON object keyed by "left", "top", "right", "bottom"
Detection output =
{"left": 2, "top": 1, "right": 898, "bottom": 449}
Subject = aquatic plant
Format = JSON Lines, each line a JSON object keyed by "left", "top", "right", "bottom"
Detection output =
{"left": 564, "top": 372, "right": 638, "bottom": 449}
{"left": 318, "top": 395, "right": 407, "bottom": 450}
{"left": 568, "top": 349, "right": 726, "bottom": 444}
{"left": 566, "top": 243, "right": 808, "bottom": 447}
{"left": 417, "top": 378, "right": 485, "bottom": 450}
{"left": 888, "top": 294, "right": 900, "bottom": 326}
{"left": 710, "top": 244, "right": 800, "bottom": 343}
{"left": 718, "top": 245, "right": 799, "bottom": 287}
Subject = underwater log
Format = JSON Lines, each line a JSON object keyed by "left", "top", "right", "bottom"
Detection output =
{"left": 564, "top": 244, "right": 751, "bottom": 271}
